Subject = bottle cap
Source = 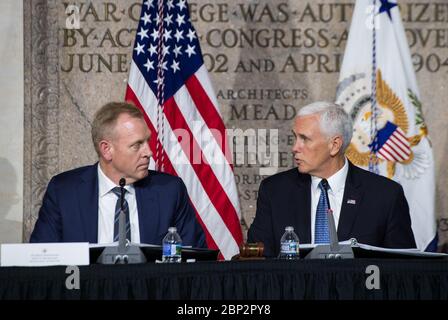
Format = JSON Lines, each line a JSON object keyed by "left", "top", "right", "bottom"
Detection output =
{"left": 168, "top": 227, "right": 177, "bottom": 233}
{"left": 285, "top": 226, "right": 294, "bottom": 232}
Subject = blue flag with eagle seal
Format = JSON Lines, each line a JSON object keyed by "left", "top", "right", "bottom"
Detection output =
{"left": 336, "top": 0, "right": 437, "bottom": 251}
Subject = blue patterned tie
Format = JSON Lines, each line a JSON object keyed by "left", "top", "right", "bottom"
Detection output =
{"left": 315, "top": 179, "right": 330, "bottom": 244}
{"left": 111, "top": 187, "right": 131, "bottom": 242}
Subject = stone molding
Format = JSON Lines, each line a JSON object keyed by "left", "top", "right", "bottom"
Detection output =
{"left": 23, "top": 0, "right": 60, "bottom": 241}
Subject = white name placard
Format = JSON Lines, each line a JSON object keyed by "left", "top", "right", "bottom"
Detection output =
{"left": 0, "top": 243, "right": 90, "bottom": 267}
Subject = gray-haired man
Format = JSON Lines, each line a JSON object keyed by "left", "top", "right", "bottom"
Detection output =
{"left": 248, "top": 101, "right": 416, "bottom": 257}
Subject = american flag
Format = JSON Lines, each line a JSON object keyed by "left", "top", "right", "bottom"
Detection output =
{"left": 125, "top": 0, "right": 243, "bottom": 259}
{"left": 372, "top": 121, "right": 411, "bottom": 162}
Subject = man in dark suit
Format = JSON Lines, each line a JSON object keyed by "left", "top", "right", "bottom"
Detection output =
{"left": 248, "top": 101, "right": 416, "bottom": 257}
{"left": 30, "top": 102, "right": 206, "bottom": 248}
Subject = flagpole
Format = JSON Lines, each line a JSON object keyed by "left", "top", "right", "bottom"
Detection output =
{"left": 369, "top": 0, "right": 379, "bottom": 174}
{"left": 156, "top": 0, "right": 166, "bottom": 172}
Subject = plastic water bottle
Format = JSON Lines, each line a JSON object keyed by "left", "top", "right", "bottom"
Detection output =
{"left": 278, "top": 226, "right": 300, "bottom": 260}
{"left": 162, "top": 227, "right": 182, "bottom": 263}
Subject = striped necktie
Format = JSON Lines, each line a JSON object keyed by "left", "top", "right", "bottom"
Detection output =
{"left": 315, "top": 179, "right": 330, "bottom": 244}
{"left": 111, "top": 187, "right": 131, "bottom": 242}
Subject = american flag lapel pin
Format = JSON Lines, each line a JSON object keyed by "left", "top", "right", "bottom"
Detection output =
{"left": 347, "top": 199, "right": 356, "bottom": 205}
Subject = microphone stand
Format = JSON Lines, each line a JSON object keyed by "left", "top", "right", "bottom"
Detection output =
{"left": 97, "top": 178, "right": 147, "bottom": 264}
{"left": 117, "top": 178, "right": 127, "bottom": 255}
{"left": 305, "top": 179, "right": 354, "bottom": 259}
{"left": 322, "top": 181, "right": 339, "bottom": 253}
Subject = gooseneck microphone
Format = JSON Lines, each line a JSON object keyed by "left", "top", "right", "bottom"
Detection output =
{"left": 117, "top": 177, "right": 127, "bottom": 256}
{"left": 119, "top": 177, "right": 126, "bottom": 212}
{"left": 305, "top": 178, "right": 354, "bottom": 259}
{"left": 97, "top": 176, "right": 146, "bottom": 264}
{"left": 320, "top": 179, "right": 331, "bottom": 210}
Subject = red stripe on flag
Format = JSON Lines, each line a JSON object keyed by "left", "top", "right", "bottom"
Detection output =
{"left": 384, "top": 141, "right": 406, "bottom": 161}
{"left": 385, "top": 143, "right": 405, "bottom": 161}
{"left": 185, "top": 75, "right": 233, "bottom": 168}
{"left": 163, "top": 96, "right": 243, "bottom": 244}
{"left": 383, "top": 143, "right": 402, "bottom": 161}
{"left": 126, "top": 85, "right": 227, "bottom": 255}
{"left": 390, "top": 139, "right": 411, "bottom": 158}
{"left": 394, "top": 128, "right": 409, "bottom": 142}
{"left": 378, "top": 150, "right": 392, "bottom": 161}
{"left": 390, "top": 134, "right": 411, "bottom": 156}
{"left": 392, "top": 133, "right": 409, "bottom": 147}
{"left": 380, "top": 146, "right": 399, "bottom": 162}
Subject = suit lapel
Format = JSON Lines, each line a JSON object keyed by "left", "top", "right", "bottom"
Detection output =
{"left": 77, "top": 164, "right": 99, "bottom": 243}
{"left": 338, "top": 162, "right": 364, "bottom": 241}
{"left": 295, "top": 171, "right": 312, "bottom": 243}
{"left": 135, "top": 174, "right": 159, "bottom": 244}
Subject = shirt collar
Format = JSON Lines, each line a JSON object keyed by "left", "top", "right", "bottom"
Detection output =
{"left": 311, "top": 157, "right": 348, "bottom": 193}
{"left": 97, "top": 164, "right": 135, "bottom": 197}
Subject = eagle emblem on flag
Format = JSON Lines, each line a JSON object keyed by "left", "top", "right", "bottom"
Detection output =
{"left": 337, "top": 69, "right": 430, "bottom": 180}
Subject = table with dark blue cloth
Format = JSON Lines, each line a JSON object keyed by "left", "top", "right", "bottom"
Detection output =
{"left": 1, "top": 259, "right": 447, "bottom": 300}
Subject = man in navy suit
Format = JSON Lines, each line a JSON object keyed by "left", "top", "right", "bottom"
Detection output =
{"left": 30, "top": 102, "right": 206, "bottom": 248}
{"left": 247, "top": 101, "right": 416, "bottom": 257}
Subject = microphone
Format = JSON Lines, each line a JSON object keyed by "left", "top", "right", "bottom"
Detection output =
{"left": 97, "top": 176, "right": 147, "bottom": 264}
{"left": 119, "top": 178, "right": 126, "bottom": 212}
{"left": 305, "top": 178, "right": 354, "bottom": 259}
{"left": 117, "top": 178, "right": 127, "bottom": 252}
{"left": 320, "top": 179, "right": 331, "bottom": 210}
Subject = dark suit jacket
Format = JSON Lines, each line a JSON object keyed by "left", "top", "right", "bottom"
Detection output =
{"left": 247, "top": 162, "right": 416, "bottom": 257}
{"left": 30, "top": 164, "right": 206, "bottom": 248}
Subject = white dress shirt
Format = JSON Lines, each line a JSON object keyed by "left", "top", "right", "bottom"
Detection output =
{"left": 97, "top": 165, "right": 140, "bottom": 244}
{"left": 310, "top": 158, "right": 349, "bottom": 244}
